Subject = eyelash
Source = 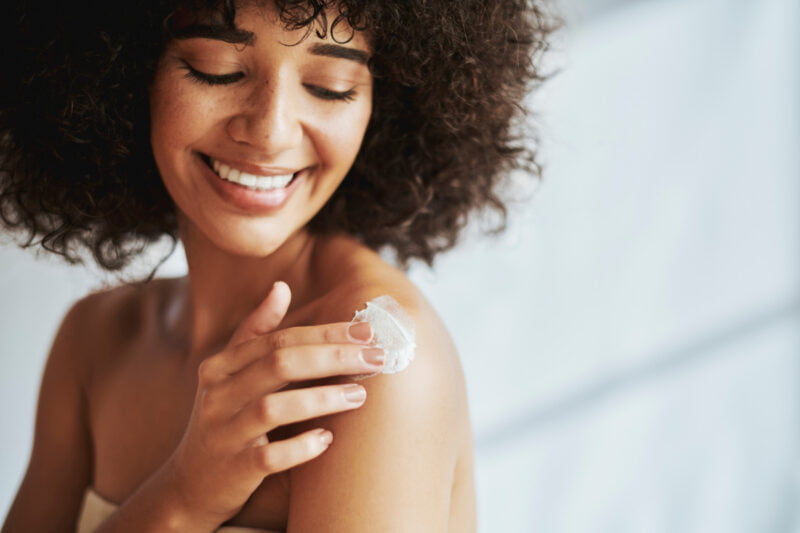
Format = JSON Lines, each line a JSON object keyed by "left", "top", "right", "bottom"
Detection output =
{"left": 305, "top": 85, "right": 357, "bottom": 102}
{"left": 180, "top": 62, "right": 357, "bottom": 102}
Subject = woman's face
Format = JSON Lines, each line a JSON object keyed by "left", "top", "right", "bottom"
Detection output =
{"left": 149, "top": 4, "right": 373, "bottom": 256}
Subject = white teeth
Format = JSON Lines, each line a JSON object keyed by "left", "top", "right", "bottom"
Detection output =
{"left": 207, "top": 157, "right": 294, "bottom": 190}
{"left": 239, "top": 172, "right": 256, "bottom": 187}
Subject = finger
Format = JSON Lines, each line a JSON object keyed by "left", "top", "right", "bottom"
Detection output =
{"left": 227, "top": 384, "right": 366, "bottom": 442}
{"left": 217, "top": 344, "right": 383, "bottom": 409}
{"left": 243, "top": 428, "right": 334, "bottom": 476}
{"left": 227, "top": 281, "right": 291, "bottom": 348}
{"left": 221, "top": 321, "right": 375, "bottom": 377}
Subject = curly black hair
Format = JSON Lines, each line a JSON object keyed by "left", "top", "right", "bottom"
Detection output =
{"left": 0, "top": 0, "right": 558, "bottom": 273}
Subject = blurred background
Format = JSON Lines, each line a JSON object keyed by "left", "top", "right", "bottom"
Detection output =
{"left": 1, "top": 0, "right": 798, "bottom": 531}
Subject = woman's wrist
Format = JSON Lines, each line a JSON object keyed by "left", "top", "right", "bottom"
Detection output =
{"left": 144, "top": 457, "right": 226, "bottom": 533}
{"left": 93, "top": 460, "right": 222, "bottom": 533}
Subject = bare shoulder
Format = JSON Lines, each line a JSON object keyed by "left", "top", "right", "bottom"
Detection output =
{"left": 54, "top": 284, "right": 136, "bottom": 368}
{"left": 311, "top": 235, "right": 451, "bottom": 339}
{"left": 57, "top": 278, "right": 168, "bottom": 378}
{"left": 311, "top": 234, "right": 463, "bottom": 402}
{"left": 285, "top": 235, "right": 471, "bottom": 531}
{"left": 1, "top": 281, "right": 155, "bottom": 532}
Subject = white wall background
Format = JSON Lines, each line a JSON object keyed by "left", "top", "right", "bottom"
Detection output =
{"left": 1, "top": 0, "right": 798, "bottom": 531}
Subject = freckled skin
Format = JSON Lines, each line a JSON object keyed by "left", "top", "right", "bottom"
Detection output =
{"left": 149, "top": 4, "right": 373, "bottom": 258}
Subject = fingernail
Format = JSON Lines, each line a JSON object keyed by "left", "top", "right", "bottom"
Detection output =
{"left": 318, "top": 429, "right": 333, "bottom": 446}
{"left": 348, "top": 322, "right": 373, "bottom": 343}
{"left": 361, "top": 347, "right": 384, "bottom": 366}
{"left": 343, "top": 384, "right": 366, "bottom": 403}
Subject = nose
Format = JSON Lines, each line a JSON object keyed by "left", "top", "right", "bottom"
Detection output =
{"left": 226, "top": 79, "right": 303, "bottom": 154}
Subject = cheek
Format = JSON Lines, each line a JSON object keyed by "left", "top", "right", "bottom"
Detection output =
{"left": 316, "top": 100, "right": 373, "bottom": 168}
{"left": 150, "top": 81, "right": 186, "bottom": 160}
{"left": 149, "top": 77, "right": 217, "bottom": 160}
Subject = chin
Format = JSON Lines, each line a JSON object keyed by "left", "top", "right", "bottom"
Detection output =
{"left": 217, "top": 230, "right": 292, "bottom": 258}
{"left": 177, "top": 209, "right": 298, "bottom": 259}
{"left": 231, "top": 222, "right": 314, "bottom": 259}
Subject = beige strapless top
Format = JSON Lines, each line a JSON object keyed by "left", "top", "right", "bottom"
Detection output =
{"left": 76, "top": 488, "right": 281, "bottom": 533}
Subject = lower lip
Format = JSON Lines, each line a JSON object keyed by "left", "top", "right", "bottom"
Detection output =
{"left": 199, "top": 155, "right": 307, "bottom": 213}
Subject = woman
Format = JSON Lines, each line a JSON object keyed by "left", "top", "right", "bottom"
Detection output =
{"left": 0, "top": 0, "right": 555, "bottom": 531}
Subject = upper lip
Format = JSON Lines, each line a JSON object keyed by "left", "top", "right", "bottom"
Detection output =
{"left": 201, "top": 153, "right": 304, "bottom": 176}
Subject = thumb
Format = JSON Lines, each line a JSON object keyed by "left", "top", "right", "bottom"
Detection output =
{"left": 227, "top": 281, "right": 292, "bottom": 347}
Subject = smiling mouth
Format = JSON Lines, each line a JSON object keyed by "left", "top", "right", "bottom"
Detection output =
{"left": 200, "top": 154, "right": 301, "bottom": 191}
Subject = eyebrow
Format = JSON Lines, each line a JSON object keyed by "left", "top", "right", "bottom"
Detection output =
{"left": 170, "top": 24, "right": 370, "bottom": 65}
{"left": 308, "top": 43, "right": 370, "bottom": 65}
{"left": 171, "top": 23, "right": 255, "bottom": 45}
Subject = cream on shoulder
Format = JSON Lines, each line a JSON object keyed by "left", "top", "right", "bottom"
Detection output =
{"left": 351, "top": 295, "right": 416, "bottom": 375}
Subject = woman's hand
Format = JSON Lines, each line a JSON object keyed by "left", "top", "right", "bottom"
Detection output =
{"left": 160, "top": 281, "right": 382, "bottom": 529}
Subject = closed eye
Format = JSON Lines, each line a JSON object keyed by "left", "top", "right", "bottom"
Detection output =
{"left": 180, "top": 61, "right": 356, "bottom": 102}
{"left": 180, "top": 61, "right": 243, "bottom": 85}
{"left": 303, "top": 84, "right": 357, "bottom": 102}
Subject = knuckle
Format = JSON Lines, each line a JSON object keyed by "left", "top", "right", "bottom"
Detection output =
{"left": 197, "top": 357, "right": 217, "bottom": 384}
{"left": 334, "top": 345, "right": 348, "bottom": 365}
{"left": 317, "top": 388, "right": 334, "bottom": 406}
{"left": 324, "top": 326, "right": 339, "bottom": 344}
{"left": 270, "top": 349, "right": 293, "bottom": 380}
{"left": 302, "top": 389, "right": 329, "bottom": 415}
{"left": 256, "top": 445, "right": 278, "bottom": 473}
{"left": 257, "top": 395, "right": 279, "bottom": 424}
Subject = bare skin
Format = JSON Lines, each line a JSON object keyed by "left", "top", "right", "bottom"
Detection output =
{"left": 2, "top": 233, "right": 475, "bottom": 532}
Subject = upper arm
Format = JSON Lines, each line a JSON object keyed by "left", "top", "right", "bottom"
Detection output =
{"left": 286, "top": 296, "right": 465, "bottom": 532}
{"left": 2, "top": 298, "right": 95, "bottom": 533}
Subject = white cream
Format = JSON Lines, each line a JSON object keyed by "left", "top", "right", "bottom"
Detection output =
{"left": 211, "top": 158, "right": 294, "bottom": 190}
{"left": 352, "top": 295, "right": 417, "bottom": 375}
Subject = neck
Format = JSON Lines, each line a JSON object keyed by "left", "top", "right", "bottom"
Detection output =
{"left": 171, "top": 223, "right": 318, "bottom": 364}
